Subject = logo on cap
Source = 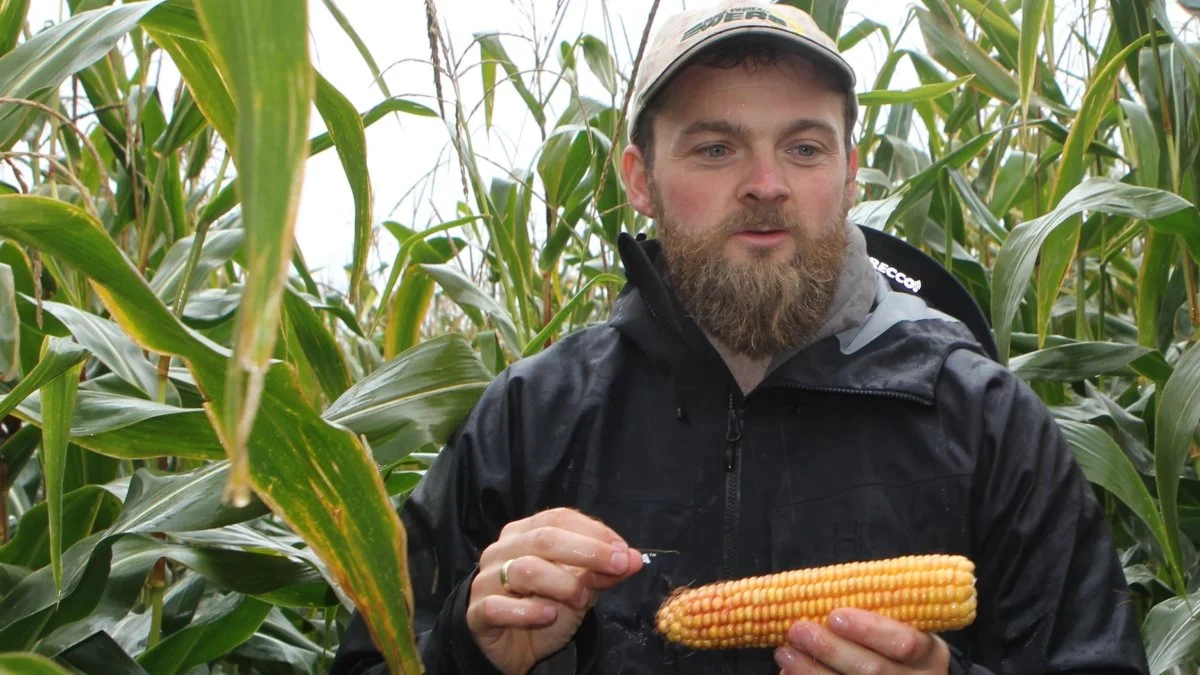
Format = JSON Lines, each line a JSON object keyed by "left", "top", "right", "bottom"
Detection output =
{"left": 681, "top": 7, "right": 788, "bottom": 41}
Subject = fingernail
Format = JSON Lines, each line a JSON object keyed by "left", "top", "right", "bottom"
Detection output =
{"left": 830, "top": 612, "right": 848, "bottom": 630}
{"left": 610, "top": 551, "right": 628, "bottom": 572}
{"left": 774, "top": 646, "right": 798, "bottom": 667}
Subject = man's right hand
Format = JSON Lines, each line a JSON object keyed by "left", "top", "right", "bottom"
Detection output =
{"left": 466, "top": 507, "right": 644, "bottom": 675}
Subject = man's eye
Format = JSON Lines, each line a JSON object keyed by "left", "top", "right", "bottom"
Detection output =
{"left": 703, "top": 144, "right": 730, "bottom": 159}
{"left": 792, "top": 144, "right": 817, "bottom": 158}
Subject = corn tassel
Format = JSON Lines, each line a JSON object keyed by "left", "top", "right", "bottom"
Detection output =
{"left": 655, "top": 553, "right": 977, "bottom": 649}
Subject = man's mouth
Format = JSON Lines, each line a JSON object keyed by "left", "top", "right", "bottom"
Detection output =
{"left": 732, "top": 229, "right": 790, "bottom": 246}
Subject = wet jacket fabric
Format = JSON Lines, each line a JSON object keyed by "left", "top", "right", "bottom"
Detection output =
{"left": 330, "top": 233, "right": 1149, "bottom": 675}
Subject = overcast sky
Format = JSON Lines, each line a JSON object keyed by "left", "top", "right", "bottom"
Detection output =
{"left": 20, "top": 1, "right": 1196, "bottom": 292}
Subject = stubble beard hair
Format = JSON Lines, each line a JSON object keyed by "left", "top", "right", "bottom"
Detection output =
{"left": 651, "top": 181, "right": 850, "bottom": 360}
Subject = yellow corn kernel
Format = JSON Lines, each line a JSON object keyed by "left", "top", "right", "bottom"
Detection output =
{"left": 655, "top": 554, "right": 977, "bottom": 650}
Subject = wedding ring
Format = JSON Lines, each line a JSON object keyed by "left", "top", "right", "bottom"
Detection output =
{"left": 499, "top": 558, "right": 515, "bottom": 592}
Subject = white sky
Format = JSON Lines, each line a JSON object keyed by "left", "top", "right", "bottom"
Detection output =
{"left": 18, "top": 1, "right": 1198, "bottom": 292}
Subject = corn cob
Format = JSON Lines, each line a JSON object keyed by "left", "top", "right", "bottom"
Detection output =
{"left": 654, "top": 554, "right": 977, "bottom": 649}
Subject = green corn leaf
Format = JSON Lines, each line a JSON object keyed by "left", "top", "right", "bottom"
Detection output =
{"left": 378, "top": 218, "right": 476, "bottom": 331}
{"left": 136, "top": 593, "right": 270, "bottom": 673}
{"left": 915, "top": 8, "right": 1019, "bottom": 102}
{"left": 486, "top": 175, "right": 535, "bottom": 335}
{"left": 228, "top": 608, "right": 325, "bottom": 673}
{"left": 313, "top": 73, "right": 372, "bottom": 307}
{"left": 15, "top": 389, "right": 223, "bottom": 461}
{"left": 858, "top": 75, "right": 974, "bottom": 105}
{"left": 954, "top": 0, "right": 1019, "bottom": 64}
{"left": 149, "top": 228, "right": 243, "bottom": 302}
{"left": 54, "top": 630, "right": 148, "bottom": 675}
{"left": 324, "top": 334, "right": 492, "bottom": 468}
{"left": 0, "top": 485, "right": 120, "bottom": 570}
{"left": 539, "top": 125, "right": 604, "bottom": 210}
{"left": 0, "top": 337, "right": 89, "bottom": 422}
{"left": 1009, "top": 342, "right": 1153, "bottom": 381}
{"left": 1144, "top": 588, "right": 1200, "bottom": 674}
{"left": 838, "top": 19, "right": 888, "bottom": 52}
{"left": 991, "top": 178, "right": 1200, "bottom": 362}
{"left": 0, "top": 653, "right": 71, "bottom": 675}
{"left": 419, "top": 263, "right": 522, "bottom": 356}
{"left": 153, "top": 84, "right": 208, "bottom": 156}
{"left": 0, "top": 263, "right": 17, "bottom": 380}
{"left": 1057, "top": 419, "right": 1169, "bottom": 570}
{"left": 181, "top": 287, "right": 241, "bottom": 328}
{"left": 1139, "top": 231, "right": 1176, "bottom": 353}
{"left": 1154, "top": 342, "right": 1200, "bottom": 595}
{"left": 1120, "top": 100, "right": 1162, "bottom": 190}
{"left": 282, "top": 288, "right": 352, "bottom": 402}
{"left": 0, "top": 425, "right": 39, "bottom": 492}
{"left": 778, "top": 0, "right": 848, "bottom": 36}
{"left": 1033, "top": 34, "right": 1153, "bottom": 349}
{"left": 385, "top": 273, "right": 434, "bottom": 359}
{"left": 477, "top": 33, "right": 546, "bottom": 127}
{"left": 579, "top": 35, "right": 617, "bottom": 95}
{"left": 0, "top": 196, "right": 423, "bottom": 672}
{"left": 31, "top": 300, "right": 159, "bottom": 399}
{"left": 0, "top": 0, "right": 30, "bottom": 57}
{"left": 141, "top": 1, "right": 236, "bottom": 153}
{"left": 194, "top": 0, "right": 315, "bottom": 505}
{"left": 38, "top": 339, "right": 84, "bottom": 598}
{"left": 1019, "top": 0, "right": 1052, "bottom": 114}
{"left": 523, "top": 273, "right": 624, "bottom": 357}
{"left": 166, "top": 525, "right": 328, "bottom": 593}
{"left": 0, "top": 1, "right": 166, "bottom": 150}
{"left": 0, "top": 464, "right": 267, "bottom": 640}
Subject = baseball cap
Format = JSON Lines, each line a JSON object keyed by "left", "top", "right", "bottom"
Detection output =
{"left": 627, "top": 1, "right": 858, "bottom": 142}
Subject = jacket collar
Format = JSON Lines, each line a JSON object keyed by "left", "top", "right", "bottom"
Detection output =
{"left": 609, "top": 231, "right": 985, "bottom": 403}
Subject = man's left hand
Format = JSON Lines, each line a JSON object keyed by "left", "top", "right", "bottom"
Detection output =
{"left": 774, "top": 608, "right": 951, "bottom": 674}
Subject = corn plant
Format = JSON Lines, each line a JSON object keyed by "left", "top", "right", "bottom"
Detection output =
{"left": 2, "top": 0, "right": 1200, "bottom": 673}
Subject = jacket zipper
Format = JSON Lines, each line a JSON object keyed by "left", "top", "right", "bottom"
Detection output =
{"left": 722, "top": 394, "right": 743, "bottom": 577}
{"left": 722, "top": 393, "right": 743, "bottom": 675}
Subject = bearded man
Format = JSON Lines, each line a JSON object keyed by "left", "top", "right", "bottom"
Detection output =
{"left": 331, "top": 2, "right": 1148, "bottom": 674}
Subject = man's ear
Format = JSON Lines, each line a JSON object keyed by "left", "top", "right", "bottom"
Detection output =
{"left": 621, "top": 144, "right": 656, "bottom": 218}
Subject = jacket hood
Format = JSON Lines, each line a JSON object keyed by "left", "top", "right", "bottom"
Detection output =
{"left": 610, "top": 229, "right": 985, "bottom": 404}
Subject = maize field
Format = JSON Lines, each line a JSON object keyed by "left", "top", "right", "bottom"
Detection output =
{"left": 0, "top": 0, "right": 1199, "bottom": 672}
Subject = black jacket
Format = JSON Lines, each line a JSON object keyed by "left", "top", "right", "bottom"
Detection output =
{"left": 331, "top": 233, "right": 1148, "bottom": 674}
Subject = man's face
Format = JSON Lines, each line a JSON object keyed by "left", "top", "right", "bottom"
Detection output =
{"left": 621, "top": 53, "right": 859, "bottom": 357}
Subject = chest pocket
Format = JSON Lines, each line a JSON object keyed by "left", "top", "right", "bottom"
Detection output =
{"left": 769, "top": 477, "right": 973, "bottom": 570}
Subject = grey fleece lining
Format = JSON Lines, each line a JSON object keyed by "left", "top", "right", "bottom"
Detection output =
{"left": 766, "top": 221, "right": 877, "bottom": 374}
{"left": 836, "top": 274, "right": 959, "bottom": 355}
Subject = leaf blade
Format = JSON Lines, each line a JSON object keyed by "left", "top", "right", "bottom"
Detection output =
{"left": 194, "top": 0, "right": 316, "bottom": 504}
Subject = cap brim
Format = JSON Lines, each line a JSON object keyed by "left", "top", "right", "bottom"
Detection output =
{"left": 635, "top": 25, "right": 856, "bottom": 128}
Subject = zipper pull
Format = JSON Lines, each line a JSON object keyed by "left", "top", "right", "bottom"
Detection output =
{"left": 725, "top": 404, "right": 742, "bottom": 471}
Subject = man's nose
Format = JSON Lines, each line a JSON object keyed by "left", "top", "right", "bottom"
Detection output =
{"left": 738, "top": 153, "right": 791, "bottom": 205}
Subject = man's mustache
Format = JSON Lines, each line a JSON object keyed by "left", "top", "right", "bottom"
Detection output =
{"left": 723, "top": 208, "right": 800, "bottom": 234}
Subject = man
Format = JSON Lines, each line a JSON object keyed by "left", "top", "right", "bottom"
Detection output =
{"left": 331, "top": 2, "right": 1148, "bottom": 673}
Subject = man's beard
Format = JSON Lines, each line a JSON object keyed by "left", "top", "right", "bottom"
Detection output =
{"left": 652, "top": 182, "right": 850, "bottom": 359}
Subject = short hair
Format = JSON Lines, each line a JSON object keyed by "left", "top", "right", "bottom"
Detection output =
{"left": 630, "top": 40, "right": 858, "bottom": 170}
